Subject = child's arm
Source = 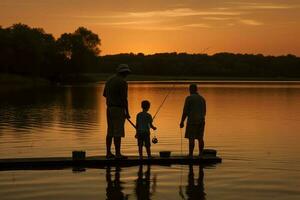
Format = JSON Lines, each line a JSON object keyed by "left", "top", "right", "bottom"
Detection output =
{"left": 149, "top": 115, "right": 157, "bottom": 130}
{"left": 150, "top": 122, "right": 157, "bottom": 130}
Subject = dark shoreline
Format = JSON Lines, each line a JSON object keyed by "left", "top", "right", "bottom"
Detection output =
{"left": 125, "top": 80, "right": 300, "bottom": 85}
{"left": 1, "top": 73, "right": 300, "bottom": 86}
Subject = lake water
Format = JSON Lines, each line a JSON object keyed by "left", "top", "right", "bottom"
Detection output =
{"left": 0, "top": 82, "right": 300, "bottom": 200}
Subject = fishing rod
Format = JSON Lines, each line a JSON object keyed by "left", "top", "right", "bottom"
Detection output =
{"left": 152, "top": 84, "right": 175, "bottom": 121}
{"left": 152, "top": 47, "right": 211, "bottom": 121}
{"left": 126, "top": 118, "right": 136, "bottom": 129}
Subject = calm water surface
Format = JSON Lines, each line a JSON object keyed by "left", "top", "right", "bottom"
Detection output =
{"left": 0, "top": 82, "right": 300, "bottom": 200}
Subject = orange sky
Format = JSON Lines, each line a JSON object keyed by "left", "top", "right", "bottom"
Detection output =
{"left": 1, "top": 0, "right": 300, "bottom": 55}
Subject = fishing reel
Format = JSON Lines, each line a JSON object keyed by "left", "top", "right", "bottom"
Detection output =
{"left": 152, "top": 136, "right": 158, "bottom": 144}
{"left": 152, "top": 129, "right": 158, "bottom": 144}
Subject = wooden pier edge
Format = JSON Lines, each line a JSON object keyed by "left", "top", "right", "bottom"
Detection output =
{"left": 0, "top": 156, "right": 222, "bottom": 171}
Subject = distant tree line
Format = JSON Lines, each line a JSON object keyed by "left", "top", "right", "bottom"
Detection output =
{"left": 0, "top": 23, "right": 100, "bottom": 82}
{"left": 100, "top": 53, "right": 300, "bottom": 78}
{"left": 1, "top": 23, "right": 300, "bottom": 81}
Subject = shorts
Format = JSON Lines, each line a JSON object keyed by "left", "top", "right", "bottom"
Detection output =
{"left": 185, "top": 121, "right": 205, "bottom": 140}
{"left": 106, "top": 106, "right": 125, "bottom": 137}
{"left": 137, "top": 132, "right": 151, "bottom": 147}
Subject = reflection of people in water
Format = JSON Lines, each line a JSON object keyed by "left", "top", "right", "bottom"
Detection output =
{"left": 135, "top": 165, "right": 157, "bottom": 200}
{"left": 179, "top": 165, "right": 206, "bottom": 200}
{"left": 106, "top": 166, "right": 129, "bottom": 200}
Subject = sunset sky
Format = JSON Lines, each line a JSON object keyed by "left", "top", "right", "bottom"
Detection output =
{"left": 1, "top": 0, "right": 300, "bottom": 55}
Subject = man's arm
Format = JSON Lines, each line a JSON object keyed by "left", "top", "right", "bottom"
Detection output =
{"left": 103, "top": 83, "right": 107, "bottom": 97}
{"left": 135, "top": 114, "right": 139, "bottom": 138}
{"left": 180, "top": 97, "right": 189, "bottom": 128}
{"left": 124, "top": 84, "right": 130, "bottom": 119}
{"left": 120, "top": 81, "right": 130, "bottom": 119}
{"left": 203, "top": 98, "right": 206, "bottom": 117}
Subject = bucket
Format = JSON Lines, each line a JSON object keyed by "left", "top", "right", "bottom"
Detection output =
{"left": 72, "top": 151, "right": 86, "bottom": 161}
{"left": 159, "top": 151, "right": 171, "bottom": 158}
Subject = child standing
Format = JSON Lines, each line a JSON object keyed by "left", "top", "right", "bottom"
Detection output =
{"left": 136, "top": 100, "right": 157, "bottom": 159}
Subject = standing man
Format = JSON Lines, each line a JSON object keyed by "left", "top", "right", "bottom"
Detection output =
{"left": 180, "top": 84, "right": 206, "bottom": 158}
{"left": 103, "top": 64, "right": 131, "bottom": 159}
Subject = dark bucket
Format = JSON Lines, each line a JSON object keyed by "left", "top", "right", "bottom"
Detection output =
{"left": 72, "top": 151, "right": 86, "bottom": 161}
{"left": 203, "top": 149, "right": 217, "bottom": 156}
{"left": 159, "top": 151, "right": 171, "bottom": 158}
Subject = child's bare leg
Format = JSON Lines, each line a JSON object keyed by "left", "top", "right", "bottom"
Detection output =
{"left": 146, "top": 146, "right": 151, "bottom": 157}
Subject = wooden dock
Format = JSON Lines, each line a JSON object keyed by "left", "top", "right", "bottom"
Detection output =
{"left": 0, "top": 150, "right": 222, "bottom": 171}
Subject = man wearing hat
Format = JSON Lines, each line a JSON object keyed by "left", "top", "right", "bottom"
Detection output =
{"left": 103, "top": 64, "right": 131, "bottom": 159}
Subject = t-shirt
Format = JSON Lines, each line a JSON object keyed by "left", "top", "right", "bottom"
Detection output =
{"left": 182, "top": 93, "right": 206, "bottom": 124}
{"left": 103, "top": 75, "right": 128, "bottom": 107}
{"left": 136, "top": 111, "right": 153, "bottom": 134}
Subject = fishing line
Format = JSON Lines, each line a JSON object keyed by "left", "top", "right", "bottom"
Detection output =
{"left": 180, "top": 128, "right": 183, "bottom": 156}
{"left": 178, "top": 123, "right": 186, "bottom": 199}
{"left": 177, "top": 48, "right": 210, "bottom": 200}
{"left": 179, "top": 134, "right": 185, "bottom": 200}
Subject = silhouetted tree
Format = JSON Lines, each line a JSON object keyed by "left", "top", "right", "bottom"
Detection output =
{"left": 57, "top": 27, "right": 101, "bottom": 74}
{"left": 0, "top": 23, "right": 59, "bottom": 78}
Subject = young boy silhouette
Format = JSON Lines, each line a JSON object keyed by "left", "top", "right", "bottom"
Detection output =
{"left": 136, "top": 100, "right": 157, "bottom": 159}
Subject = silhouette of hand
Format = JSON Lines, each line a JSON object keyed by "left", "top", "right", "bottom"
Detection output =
{"left": 125, "top": 113, "right": 131, "bottom": 119}
{"left": 180, "top": 122, "right": 184, "bottom": 128}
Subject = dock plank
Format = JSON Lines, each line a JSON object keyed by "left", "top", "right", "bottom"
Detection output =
{"left": 0, "top": 155, "right": 221, "bottom": 171}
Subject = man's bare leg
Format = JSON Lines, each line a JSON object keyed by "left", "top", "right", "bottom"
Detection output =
{"left": 188, "top": 139, "right": 195, "bottom": 157}
{"left": 106, "top": 135, "right": 114, "bottom": 158}
{"left": 106, "top": 135, "right": 115, "bottom": 159}
{"left": 138, "top": 145, "right": 143, "bottom": 159}
{"left": 114, "top": 137, "right": 127, "bottom": 159}
{"left": 114, "top": 137, "right": 121, "bottom": 156}
{"left": 198, "top": 139, "right": 204, "bottom": 157}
